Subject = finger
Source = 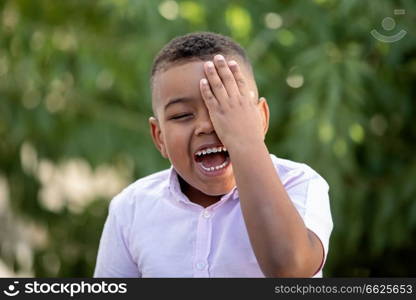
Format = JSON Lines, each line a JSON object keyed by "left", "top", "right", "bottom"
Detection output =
{"left": 227, "top": 60, "right": 250, "bottom": 96}
{"left": 213, "top": 54, "right": 240, "bottom": 98}
{"left": 200, "top": 78, "right": 219, "bottom": 110}
{"left": 204, "top": 61, "right": 229, "bottom": 105}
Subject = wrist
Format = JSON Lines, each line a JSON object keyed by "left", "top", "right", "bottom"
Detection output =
{"left": 227, "top": 138, "right": 268, "bottom": 160}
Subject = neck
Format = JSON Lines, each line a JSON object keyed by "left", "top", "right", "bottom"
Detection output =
{"left": 178, "top": 176, "right": 222, "bottom": 208}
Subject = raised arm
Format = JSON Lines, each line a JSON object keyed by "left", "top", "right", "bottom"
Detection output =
{"left": 199, "top": 54, "right": 325, "bottom": 277}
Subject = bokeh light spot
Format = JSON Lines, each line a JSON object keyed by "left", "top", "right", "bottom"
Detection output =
{"left": 179, "top": 1, "right": 205, "bottom": 25}
{"left": 319, "top": 122, "right": 334, "bottom": 143}
{"left": 158, "top": 1, "right": 179, "bottom": 20}
{"left": 225, "top": 5, "right": 252, "bottom": 40}
{"left": 276, "top": 29, "right": 295, "bottom": 47}
{"left": 349, "top": 123, "right": 365, "bottom": 143}
{"left": 264, "top": 12, "right": 282, "bottom": 29}
{"left": 286, "top": 74, "right": 304, "bottom": 88}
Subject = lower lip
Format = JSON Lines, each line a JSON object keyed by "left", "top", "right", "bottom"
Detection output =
{"left": 195, "top": 156, "right": 231, "bottom": 177}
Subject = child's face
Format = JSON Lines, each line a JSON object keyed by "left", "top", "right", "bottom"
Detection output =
{"left": 149, "top": 57, "right": 259, "bottom": 196}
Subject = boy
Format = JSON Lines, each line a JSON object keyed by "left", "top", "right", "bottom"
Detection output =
{"left": 94, "top": 32, "right": 333, "bottom": 278}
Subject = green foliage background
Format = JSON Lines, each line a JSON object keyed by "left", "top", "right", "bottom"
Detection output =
{"left": 1, "top": 0, "right": 415, "bottom": 277}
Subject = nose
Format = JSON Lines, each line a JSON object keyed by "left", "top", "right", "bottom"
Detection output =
{"left": 195, "top": 111, "right": 215, "bottom": 136}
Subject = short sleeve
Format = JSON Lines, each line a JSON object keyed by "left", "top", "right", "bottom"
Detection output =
{"left": 94, "top": 196, "right": 141, "bottom": 277}
{"left": 303, "top": 177, "right": 333, "bottom": 273}
{"left": 283, "top": 169, "right": 333, "bottom": 276}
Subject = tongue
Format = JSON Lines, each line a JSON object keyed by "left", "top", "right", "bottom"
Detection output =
{"left": 199, "top": 153, "right": 226, "bottom": 168}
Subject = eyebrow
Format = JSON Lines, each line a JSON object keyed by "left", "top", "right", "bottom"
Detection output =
{"left": 164, "top": 97, "right": 192, "bottom": 111}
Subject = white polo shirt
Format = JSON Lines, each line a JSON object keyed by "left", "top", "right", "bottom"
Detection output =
{"left": 94, "top": 154, "right": 333, "bottom": 277}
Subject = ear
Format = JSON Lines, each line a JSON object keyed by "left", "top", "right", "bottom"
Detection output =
{"left": 149, "top": 116, "right": 168, "bottom": 158}
{"left": 258, "top": 97, "right": 270, "bottom": 138}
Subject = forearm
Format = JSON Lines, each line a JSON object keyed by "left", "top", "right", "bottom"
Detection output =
{"left": 228, "top": 141, "right": 315, "bottom": 277}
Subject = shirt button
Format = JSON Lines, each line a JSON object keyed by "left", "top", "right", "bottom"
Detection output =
{"left": 202, "top": 210, "right": 211, "bottom": 218}
{"left": 196, "top": 262, "right": 206, "bottom": 270}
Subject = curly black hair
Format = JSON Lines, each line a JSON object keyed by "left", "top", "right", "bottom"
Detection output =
{"left": 150, "top": 31, "right": 252, "bottom": 90}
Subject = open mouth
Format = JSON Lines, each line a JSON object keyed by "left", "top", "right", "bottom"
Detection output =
{"left": 194, "top": 145, "right": 230, "bottom": 173}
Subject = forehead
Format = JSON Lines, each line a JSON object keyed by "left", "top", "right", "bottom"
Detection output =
{"left": 152, "top": 60, "right": 205, "bottom": 110}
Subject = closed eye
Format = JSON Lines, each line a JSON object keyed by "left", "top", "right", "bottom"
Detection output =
{"left": 170, "top": 114, "right": 192, "bottom": 120}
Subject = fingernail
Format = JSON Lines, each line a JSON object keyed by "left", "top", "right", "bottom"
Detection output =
{"left": 206, "top": 61, "right": 214, "bottom": 68}
{"left": 215, "top": 54, "right": 224, "bottom": 61}
{"left": 228, "top": 60, "right": 237, "bottom": 66}
{"left": 201, "top": 78, "right": 208, "bottom": 85}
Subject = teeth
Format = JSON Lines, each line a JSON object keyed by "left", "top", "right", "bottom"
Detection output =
{"left": 200, "top": 159, "right": 229, "bottom": 172}
{"left": 195, "top": 146, "right": 228, "bottom": 157}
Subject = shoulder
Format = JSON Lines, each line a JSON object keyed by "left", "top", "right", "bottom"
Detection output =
{"left": 269, "top": 154, "right": 333, "bottom": 240}
{"left": 270, "top": 154, "right": 329, "bottom": 191}
{"left": 108, "top": 168, "right": 171, "bottom": 218}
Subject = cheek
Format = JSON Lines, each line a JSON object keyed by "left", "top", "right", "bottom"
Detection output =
{"left": 164, "top": 126, "right": 192, "bottom": 158}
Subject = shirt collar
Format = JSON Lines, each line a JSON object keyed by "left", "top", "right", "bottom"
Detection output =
{"left": 167, "top": 165, "right": 238, "bottom": 206}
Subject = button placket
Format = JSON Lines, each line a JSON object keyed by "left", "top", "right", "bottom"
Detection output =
{"left": 196, "top": 262, "right": 206, "bottom": 270}
{"left": 202, "top": 210, "right": 211, "bottom": 219}
{"left": 193, "top": 209, "right": 213, "bottom": 277}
